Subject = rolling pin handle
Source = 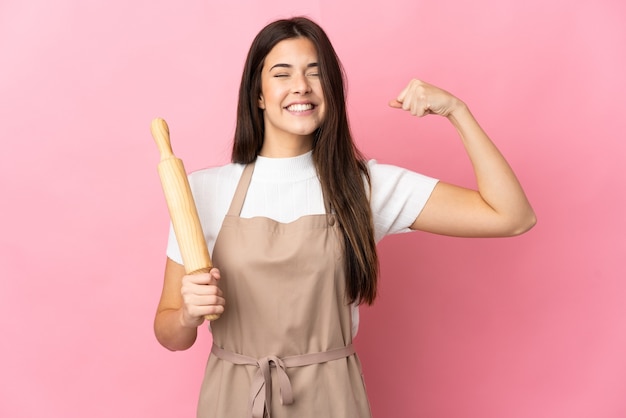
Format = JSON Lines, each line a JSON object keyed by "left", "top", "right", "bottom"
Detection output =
{"left": 151, "top": 117, "right": 174, "bottom": 160}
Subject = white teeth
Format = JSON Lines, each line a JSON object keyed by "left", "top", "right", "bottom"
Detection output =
{"left": 287, "top": 103, "right": 313, "bottom": 112}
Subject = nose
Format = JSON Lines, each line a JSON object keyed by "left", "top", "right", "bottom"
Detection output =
{"left": 291, "top": 73, "right": 312, "bottom": 95}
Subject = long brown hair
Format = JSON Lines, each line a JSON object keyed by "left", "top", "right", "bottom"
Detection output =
{"left": 232, "top": 17, "right": 378, "bottom": 305}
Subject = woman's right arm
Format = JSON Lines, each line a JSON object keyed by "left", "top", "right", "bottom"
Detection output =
{"left": 154, "top": 258, "right": 224, "bottom": 351}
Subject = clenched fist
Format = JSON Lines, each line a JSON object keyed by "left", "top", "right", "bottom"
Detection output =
{"left": 389, "top": 79, "right": 464, "bottom": 118}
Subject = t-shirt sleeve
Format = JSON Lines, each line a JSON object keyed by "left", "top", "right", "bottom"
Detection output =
{"left": 368, "top": 160, "right": 439, "bottom": 242}
{"left": 166, "top": 221, "right": 183, "bottom": 265}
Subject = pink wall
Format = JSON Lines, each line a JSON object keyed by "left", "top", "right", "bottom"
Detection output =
{"left": 1, "top": 1, "right": 624, "bottom": 417}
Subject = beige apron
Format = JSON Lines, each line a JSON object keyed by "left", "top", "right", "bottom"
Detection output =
{"left": 197, "top": 163, "right": 372, "bottom": 418}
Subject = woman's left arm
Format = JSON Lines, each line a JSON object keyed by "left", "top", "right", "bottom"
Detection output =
{"left": 389, "top": 79, "right": 536, "bottom": 237}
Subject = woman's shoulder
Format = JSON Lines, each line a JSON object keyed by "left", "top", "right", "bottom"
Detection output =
{"left": 188, "top": 162, "right": 245, "bottom": 182}
{"left": 186, "top": 162, "right": 246, "bottom": 199}
{"left": 366, "top": 159, "right": 437, "bottom": 184}
{"left": 365, "top": 159, "right": 439, "bottom": 204}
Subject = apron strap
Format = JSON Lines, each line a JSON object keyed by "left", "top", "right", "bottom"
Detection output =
{"left": 227, "top": 162, "right": 256, "bottom": 217}
{"left": 226, "top": 159, "right": 336, "bottom": 222}
{"left": 211, "top": 344, "right": 356, "bottom": 418}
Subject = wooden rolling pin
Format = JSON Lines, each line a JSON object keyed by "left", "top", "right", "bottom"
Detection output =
{"left": 151, "top": 117, "right": 220, "bottom": 321}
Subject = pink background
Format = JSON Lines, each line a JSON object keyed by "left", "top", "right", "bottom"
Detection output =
{"left": 1, "top": 0, "right": 625, "bottom": 417}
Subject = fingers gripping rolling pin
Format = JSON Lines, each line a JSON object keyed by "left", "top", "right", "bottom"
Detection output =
{"left": 151, "top": 118, "right": 220, "bottom": 321}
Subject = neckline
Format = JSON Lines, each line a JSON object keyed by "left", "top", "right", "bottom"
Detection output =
{"left": 228, "top": 161, "right": 332, "bottom": 219}
{"left": 253, "top": 151, "right": 316, "bottom": 182}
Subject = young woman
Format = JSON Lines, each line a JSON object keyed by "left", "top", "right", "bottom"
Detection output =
{"left": 154, "top": 16, "right": 536, "bottom": 418}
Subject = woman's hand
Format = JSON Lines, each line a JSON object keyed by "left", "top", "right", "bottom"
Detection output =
{"left": 155, "top": 260, "right": 225, "bottom": 351}
{"left": 389, "top": 79, "right": 463, "bottom": 118}
{"left": 180, "top": 268, "right": 225, "bottom": 328}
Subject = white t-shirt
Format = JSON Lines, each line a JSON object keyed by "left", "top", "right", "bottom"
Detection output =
{"left": 166, "top": 151, "right": 438, "bottom": 336}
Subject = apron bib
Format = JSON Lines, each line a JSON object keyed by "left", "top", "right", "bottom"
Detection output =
{"left": 197, "top": 163, "right": 371, "bottom": 418}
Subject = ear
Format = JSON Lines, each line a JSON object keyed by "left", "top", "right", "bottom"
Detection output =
{"left": 258, "top": 95, "right": 265, "bottom": 110}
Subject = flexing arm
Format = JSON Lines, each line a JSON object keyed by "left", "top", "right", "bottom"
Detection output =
{"left": 389, "top": 79, "right": 536, "bottom": 237}
{"left": 154, "top": 258, "right": 224, "bottom": 351}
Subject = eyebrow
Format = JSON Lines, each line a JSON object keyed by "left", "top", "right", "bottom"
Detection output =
{"left": 269, "top": 62, "right": 319, "bottom": 71}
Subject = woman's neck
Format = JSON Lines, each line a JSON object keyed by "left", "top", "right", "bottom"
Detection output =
{"left": 258, "top": 134, "right": 313, "bottom": 158}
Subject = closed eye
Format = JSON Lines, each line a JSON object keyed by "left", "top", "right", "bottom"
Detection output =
{"left": 269, "top": 62, "right": 319, "bottom": 78}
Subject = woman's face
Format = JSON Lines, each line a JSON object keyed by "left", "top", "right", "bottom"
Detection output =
{"left": 258, "top": 37, "right": 325, "bottom": 157}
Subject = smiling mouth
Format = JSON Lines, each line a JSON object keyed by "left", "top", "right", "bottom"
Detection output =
{"left": 286, "top": 103, "right": 314, "bottom": 112}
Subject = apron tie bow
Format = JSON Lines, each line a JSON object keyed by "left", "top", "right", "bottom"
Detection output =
{"left": 211, "top": 344, "right": 355, "bottom": 418}
{"left": 250, "top": 355, "right": 294, "bottom": 418}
